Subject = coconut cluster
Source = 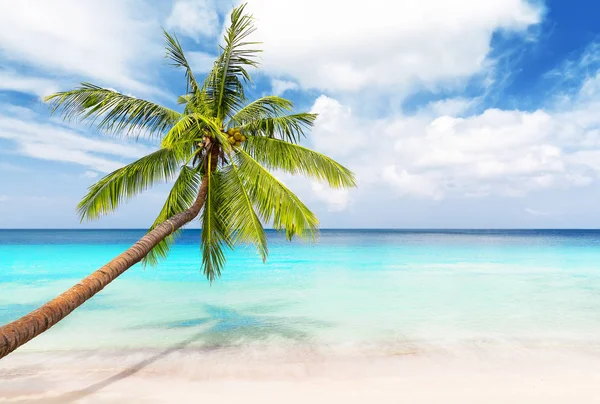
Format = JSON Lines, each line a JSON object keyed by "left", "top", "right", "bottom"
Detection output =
{"left": 226, "top": 127, "right": 246, "bottom": 147}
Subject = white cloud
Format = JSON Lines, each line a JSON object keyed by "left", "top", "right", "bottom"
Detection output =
{"left": 166, "top": 0, "right": 219, "bottom": 40}
{"left": 307, "top": 89, "right": 600, "bottom": 203}
{"left": 0, "top": 0, "right": 162, "bottom": 94}
{"left": 82, "top": 171, "right": 100, "bottom": 179}
{"left": 424, "top": 97, "right": 478, "bottom": 117}
{"left": 311, "top": 182, "right": 349, "bottom": 212}
{"left": 382, "top": 166, "right": 444, "bottom": 200}
{"left": 187, "top": 51, "right": 217, "bottom": 74}
{"left": 0, "top": 111, "right": 152, "bottom": 173}
{"left": 546, "top": 42, "right": 600, "bottom": 85}
{"left": 310, "top": 96, "right": 365, "bottom": 156}
{"left": 0, "top": 70, "right": 59, "bottom": 98}
{"left": 243, "top": 0, "right": 542, "bottom": 92}
{"left": 271, "top": 79, "right": 299, "bottom": 96}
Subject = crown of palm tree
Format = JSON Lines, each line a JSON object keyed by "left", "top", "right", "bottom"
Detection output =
{"left": 44, "top": 4, "right": 356, "bottom": 281}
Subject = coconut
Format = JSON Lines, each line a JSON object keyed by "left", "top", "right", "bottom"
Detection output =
{"left": 228, "top": 137, "right": 236, "bottom": 144}
{"left": 227, "top": 128, "right": 234, "bottom": 135}
{"left": 234, "top": 133, "right": 242, "bottom": 141}
{"left": 240, "top": 135, "right": 247, "bottom": 142}
{"left": 235, "top": 141, "right": 242, "bottom": 147}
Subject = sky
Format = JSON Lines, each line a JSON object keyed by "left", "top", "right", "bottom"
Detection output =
{"left": 1, "top": 0, "right": 600, "bottom": 229}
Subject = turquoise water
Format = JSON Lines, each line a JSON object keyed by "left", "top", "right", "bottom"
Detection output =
{"left": 2, "top": 229, "right": 600, "bottom": 354}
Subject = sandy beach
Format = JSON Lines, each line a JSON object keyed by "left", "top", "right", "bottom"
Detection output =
{"left": 2, "top": 343, "right": 600, "bottom": 403}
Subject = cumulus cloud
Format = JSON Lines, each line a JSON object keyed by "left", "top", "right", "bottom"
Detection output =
{"left": 166, "top": 0, "right": 220, "bottom": 40}
{"left": 1, "top": 0, "right": 598, "bottom": 228}
{"left": 308, "top": 90, "right": 600, "bottom": 202}
{"left": 311, "top": 182, "right": 349, "bottom": 212}
{"left": 271, "top": 79, "right": 299, "bottom": 96}
{"left": 243, "top": 0, "right": 542, "bottom": 92}
{"left": 0, "top": 0, "right": 162, "bottom": 94}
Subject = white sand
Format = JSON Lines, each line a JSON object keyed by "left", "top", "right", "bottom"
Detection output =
{"left": 2, "top": 344, "right": 600, "bottom": 403}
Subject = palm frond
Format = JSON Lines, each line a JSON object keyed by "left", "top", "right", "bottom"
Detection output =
{"left": 234, "top": 149, "right": 319, "bottom": 241}
{"left": 200, "top": 155, "right": 232, "bottom": 281}
{"left": 161, "top": 112, "right": 221, "bottom": 150}
{"left": 243, "top": 136, "right": 356, "bottom": 188}
{"left": 240, "top": 113, "right": 317, "bottom": 143}
{"left": 77, "top": 148, "right": 184, "bottom": 221}
{"left": 177, "top": 94, "right": 193, "bottom": 105}
{"left": 203, "top": 3, "right": 261, "bottom": 121}
{"left": 218, "top": 164, "right": 267, "bottom": 262}
{"left": 226, "top": 96, "right": 292, "bottom": 127}
{"left": 163, "top": 30, "right": 200, "bottom": 94}
{"left": 44, "top": 83, "right": 181, "bottom": 139}
{"left": 143, "top": 166, "right": 202, "bottom": 266}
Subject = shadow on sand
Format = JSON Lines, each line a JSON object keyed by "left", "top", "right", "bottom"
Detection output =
{"left": 29, "top": 304, "right": 326, "bottom": 403}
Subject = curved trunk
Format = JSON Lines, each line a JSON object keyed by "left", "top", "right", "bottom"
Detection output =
{"left": 0, "top": 177, "right": 209, "bottom": 360}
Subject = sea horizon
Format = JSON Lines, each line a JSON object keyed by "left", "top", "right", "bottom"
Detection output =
{"left": 2, "top": 227, "right": 600, "bottom": 230}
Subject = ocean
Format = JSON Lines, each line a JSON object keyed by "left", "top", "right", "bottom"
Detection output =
{"left": 2, "top": 229, "right": 600, "bottom": 353}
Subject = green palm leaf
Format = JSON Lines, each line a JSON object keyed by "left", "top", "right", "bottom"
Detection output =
{"left": 163, "top": 30, "right": 200, "bottom": 94}
{"left": 241, "top": 113, "right": 317, "bottom": 143}
{"left": 243, "top": 136, "right": 356, "bottom": 188}
{"left": 77, "top": 148, "right": 184, "bottom": 221}
{"left": 227, "top": 96, "right": 293, "bottom": 127}
{"left": 203, "top": 3, "right": 261, "bottom": 121}
{"left": 48, "top": 3, "right": 355, "bottom": 283}
{"left": 143, "top": 166, "right": 202, "bottom": 266}
{"left": 44, "top": 83, "right": 181, "bottom": 139}
{"left": 234, "top": 149, "right": 319, "bottom": 241}
{"left": 177, "top": 94, "right": 193, "bottom": 105}
{"left": 219, "top": 164, "right": 268, "bottom": 262}
{"left": 161, "top": 112, "right": 221, "bottom": 149}
{"left": 200, "top": 155, "right": 232, "bottom": 281}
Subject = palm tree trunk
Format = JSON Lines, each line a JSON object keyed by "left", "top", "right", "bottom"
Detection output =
{"left": 0, "top": 177, "right": 209, "bottom": 360}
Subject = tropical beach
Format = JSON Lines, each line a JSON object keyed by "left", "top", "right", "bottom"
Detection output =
{"left": 3, "top": 230, "right": 600, "bottom": 402}
{"left": 3, "top": 0, "right": 600, "bottom": 402}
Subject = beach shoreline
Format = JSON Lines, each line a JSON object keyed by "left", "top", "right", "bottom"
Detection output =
{"left": 2, "top": 344, "right": 600, "bottom": 403}
{"left": 4, "top": 230, "right": 600, "bottom": 402}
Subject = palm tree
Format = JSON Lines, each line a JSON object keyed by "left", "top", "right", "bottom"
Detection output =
{"left": 0, "top": 4, "right": 355, "bottom": 359}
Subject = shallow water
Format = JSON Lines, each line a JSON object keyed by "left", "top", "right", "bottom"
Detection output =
{"left": 2, "top": 229, "right": 600, "bottom": 354}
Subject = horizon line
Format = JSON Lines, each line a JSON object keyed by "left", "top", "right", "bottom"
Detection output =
{"left": 2, "top": 228, "right": 600, "bottom": 231}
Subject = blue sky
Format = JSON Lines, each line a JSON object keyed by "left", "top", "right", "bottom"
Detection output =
{"left": 1, "top": 0, "right": 600, "bottom": 228}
